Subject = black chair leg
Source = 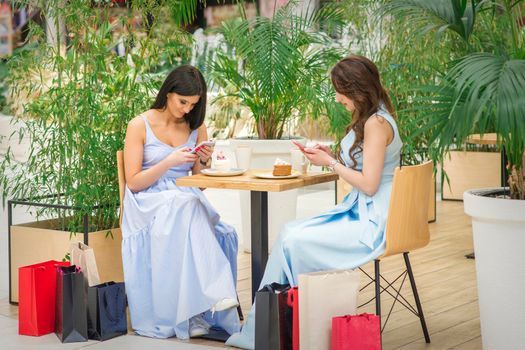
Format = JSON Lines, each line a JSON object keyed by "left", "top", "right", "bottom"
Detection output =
{"left": 404, "top": 252, "right": 430, "bottom": 343}
{"left": 374, "top": 259, "right": 382, "bottom": 348}
{"left": 374, "top": 259, "right": 381, "bottom": 317}
{"left": 237, "top": 295, "right": 244, "bottom": 321}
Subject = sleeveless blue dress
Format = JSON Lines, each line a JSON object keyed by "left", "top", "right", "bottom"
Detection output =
{"left": 121, "top": 115, "right": 241, "bottom": 340}
{"left": 226, "top": 105, "right": 402, "bottom": 349}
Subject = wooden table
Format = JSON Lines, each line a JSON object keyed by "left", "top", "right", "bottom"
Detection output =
{"left": 177, "top": 170, "right": 339, "bottom": 301}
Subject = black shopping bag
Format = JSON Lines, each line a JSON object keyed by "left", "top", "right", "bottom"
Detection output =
{"left": 255, "top": 283, "right": 293, "bottom": 350}
{"left": 87, "top": 281, "right": 127, "bottom": 341}
{"left": 55, "top": 265, "right": 88, "bottom": 343}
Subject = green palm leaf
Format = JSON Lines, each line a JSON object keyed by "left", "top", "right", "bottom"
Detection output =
{"left": 423, "top": 53, "right": 525, "bottom": 168}
{"left": 381, "top": 0, "right": 476, "bottom": 42}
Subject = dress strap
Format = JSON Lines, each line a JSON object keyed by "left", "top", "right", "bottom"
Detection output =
{"left": 141, "top": 114, "right": 155, "bottom": 144}
{"left": 188, "top": 128, "right": 199, "bottom": 145}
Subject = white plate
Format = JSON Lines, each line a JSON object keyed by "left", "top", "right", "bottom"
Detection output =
{"left": 201, "top": 168, "right": 247, "bottom": 177}
{"left": 253, "top": 170, "right": 301, "bottom": 179}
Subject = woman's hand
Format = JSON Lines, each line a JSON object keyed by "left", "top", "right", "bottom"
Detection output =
{"left": 196, "top": 145, "right": 214, "bottom": 164}
{"left": 303, "top": 147, "right": 335, "bottom": 167}
{"left": 312, "top": 143, "right": 335, "bottom": 158}
{"left": 166, "top": 147, "right": 199, "bottom": 167}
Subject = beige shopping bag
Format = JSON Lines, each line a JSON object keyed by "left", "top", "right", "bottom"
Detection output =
{"left": 69, "top": 242, "right": 100, "bottom": 287}
{"left": 298, "top": 269, "right": 360, "bottom": 350}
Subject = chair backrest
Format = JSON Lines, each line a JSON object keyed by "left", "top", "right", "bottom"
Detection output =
{"left": 116, "top": 150, "right": 125, "bottom": 227}
{"left": 382, "top": 160, "right": 433, "bottom": 258}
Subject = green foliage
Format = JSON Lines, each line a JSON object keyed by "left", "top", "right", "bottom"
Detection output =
{"left": 0, "top": 0, "right": 198, "bottom": 230}
{"left": 384, "top": 0, "right": 525, "bottom": 198}
{"left": 209, "top": 1, "right": 346, "bottom": 139}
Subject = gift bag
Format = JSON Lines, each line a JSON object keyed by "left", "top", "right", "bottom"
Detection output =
{"left": 69, "top": 242, "right": 100, "bottom": 287}
{"left": 331, "top": 313, "right": 381, "bottom": 350}
{"left": 55, "top": 265, "right": 88, "bottom": 343}
{"left": 255, "top": 283, "right": 295, "bottom": 350}
{"left": 298, "top": 269, "right": 360, "bottom": 350}
{"left": 18, "top": 260, "right": 70, "bottom": 336}
{"left": 87, "top": 281, "right": 127, "bottom": 341}
{"left": 287, "top": 287, "right": 299, "bottom": 350}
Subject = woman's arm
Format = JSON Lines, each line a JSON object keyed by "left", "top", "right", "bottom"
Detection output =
{"left": 304, "top": 115, "right": 393, "bottom": 196}
{"left": 191, "top": 124, "right": 213, "bottom": 175}
{"left": 123, "top": 117, "right": 197, "bottom": 192}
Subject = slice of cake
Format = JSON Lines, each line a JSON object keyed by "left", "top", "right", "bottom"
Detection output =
{"left": 273, "top": 158, "right": 292, "bottom": 176}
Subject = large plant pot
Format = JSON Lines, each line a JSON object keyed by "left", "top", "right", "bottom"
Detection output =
{"left": 9, "top": 218, "right": 123, "bottom": 303}
{"left": 464, "top": 189, "right": 525, "bottom": 349}
{"left": 228, "top": 138, "right": 305, "bottom": 252}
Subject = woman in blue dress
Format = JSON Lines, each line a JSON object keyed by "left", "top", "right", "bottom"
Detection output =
{"left": 121, "top": 65, "right": 240, "bottom": 340}
{"left": 226, "top": 55, "right": 402, "bottom": 349}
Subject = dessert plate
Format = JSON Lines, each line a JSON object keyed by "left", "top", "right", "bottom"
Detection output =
{"left": 253, "top": 170, "right": 301, "bottom": 179}
{"left": 201, "top": 168, "right": 247, "bottom": 177}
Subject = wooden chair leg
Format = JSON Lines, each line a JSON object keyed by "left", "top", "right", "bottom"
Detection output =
{"left": 403, "top": 252, "right": 431, "bottom": 343}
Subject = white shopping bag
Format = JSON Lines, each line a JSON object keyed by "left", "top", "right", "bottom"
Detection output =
{"left": 69, "top": 242, "right": 101, "bottom": 287}
{"left": 298, "top": 269, "right": 360, "bottom": 350}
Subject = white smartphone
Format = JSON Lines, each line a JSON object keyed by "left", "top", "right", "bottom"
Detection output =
{"left": 190, "top": 140, "right": 215, "bottom": 154}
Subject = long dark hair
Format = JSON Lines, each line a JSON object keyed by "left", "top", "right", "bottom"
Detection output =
{"left": 330, "top": 55, "right": 395, "bottom": 168}
{"left": 151, "top": 65, "right": 207, "bottom": 130}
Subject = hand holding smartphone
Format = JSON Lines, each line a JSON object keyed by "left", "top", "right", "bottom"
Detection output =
{"left": 291, "top": 140, "right": 306, "bottom": 152}
{"left": 191, "top": 140, "right": 215, "bottom": 154}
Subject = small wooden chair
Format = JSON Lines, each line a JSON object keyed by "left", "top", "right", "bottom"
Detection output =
{"left": 359, "top": 160, "right": 433, "bottom": 343}
{"left": 116, "top": 150, "right": 244, "bottom": 321}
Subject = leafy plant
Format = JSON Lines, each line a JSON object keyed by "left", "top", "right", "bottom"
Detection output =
{"left": 208, "top": 1, "right": 346, "bottom": 139}
{"left": 383, "top": 0, "right": 525, "bottom": 199}
{"left": 0, "top": 0, "right": 199, "bottom": 231}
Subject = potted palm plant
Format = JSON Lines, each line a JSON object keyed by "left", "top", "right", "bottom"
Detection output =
{"left": 384, "top": 0, "right": 525, "bottom": 348}
{"left": 0, "top": 0, "right": 199, "bottom": 303}
{"left": 208, "top": 1, "right": 345, "bottom": 251}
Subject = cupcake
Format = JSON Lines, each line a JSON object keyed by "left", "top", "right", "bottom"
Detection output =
{"left": 214, "top": 151, "right": 232, "bottom": 171}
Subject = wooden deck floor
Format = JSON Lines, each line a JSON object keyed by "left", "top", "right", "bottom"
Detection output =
{"left": 1, "top": 200, "right": 481, "bottom": 349}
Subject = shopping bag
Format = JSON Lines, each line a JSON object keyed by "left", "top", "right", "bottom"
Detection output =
{"left": 287, "top": 287, "right": 299, "bottom": 350}
{"left": 69, "top": 242, "right": 100, "bottom": 287}
{"left": 255, "top": 283, "right": 294, "bottom": 350}
{"left": 87, "top": 281, "right": 127, "bottom": 340}
{"left": 298, "top": 269, "right": 360, "bottom": 350}
{"left": 55, "top": 265, "right": 88, "bottom": 343}
{"left": 331, "top": 313, "right": 381, "bottom": 350}
{"left": 18, "top": 260, "right": 70, "bottom": 336}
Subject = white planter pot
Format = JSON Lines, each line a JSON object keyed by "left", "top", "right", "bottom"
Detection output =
{"left": 463, "top": 189, "right": 525, "bottom": 349}
{"left": 229, "top": 138, "right": 305, "bottom": 252}
{"left": 0, "top": 114, "right": 30, "bottom": 163}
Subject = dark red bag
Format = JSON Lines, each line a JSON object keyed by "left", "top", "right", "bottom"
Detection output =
{"left": 18, "top": 260, "right": 70, "bottom": 336}
{"left": 287, "top": 287, "right": 299, "bottom": 350}
{"left": 331, "top": 313, "right": 381, "bottom": 350}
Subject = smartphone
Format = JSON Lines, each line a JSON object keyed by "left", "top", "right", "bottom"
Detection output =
{"left": 191, "top": 140, "right": 215, "bottom": 154}
{"left": 291, "top": 139, "right": 306, "bottom": 151}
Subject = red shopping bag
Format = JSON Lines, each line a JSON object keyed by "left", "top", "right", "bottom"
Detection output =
{"left": 331, "top": 313, "right": 381, "bottom": 350}
{"left": 18, "top": 260, "right": 70, "bottom": 336}
{"left": 286, "top": 287, "right": 299, "bottom": 350}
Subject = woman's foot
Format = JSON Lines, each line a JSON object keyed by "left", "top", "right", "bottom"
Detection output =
{"left": 189, "top": 314, "right": 210, "bottom": 338}
{"left": 211, "top": 298, "right": 239, "bottom": 313}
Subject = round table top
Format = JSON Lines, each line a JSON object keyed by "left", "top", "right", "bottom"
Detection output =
{"left": 466, "top": 133, "right": 497, "bottom": 145}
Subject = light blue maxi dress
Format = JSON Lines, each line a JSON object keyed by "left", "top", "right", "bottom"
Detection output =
{"left": 226, "top": 105, "right": 402, "bottom": 349}
{"left": 121, "top": 115, "right": 241, "bottom": 340}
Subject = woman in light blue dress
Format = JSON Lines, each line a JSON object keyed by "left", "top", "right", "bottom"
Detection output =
{"left": 121, "top": 65, "right": 240, "bottom": 340}
{"left": 226, "top": 55, "right": 402, "bottom": 349}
